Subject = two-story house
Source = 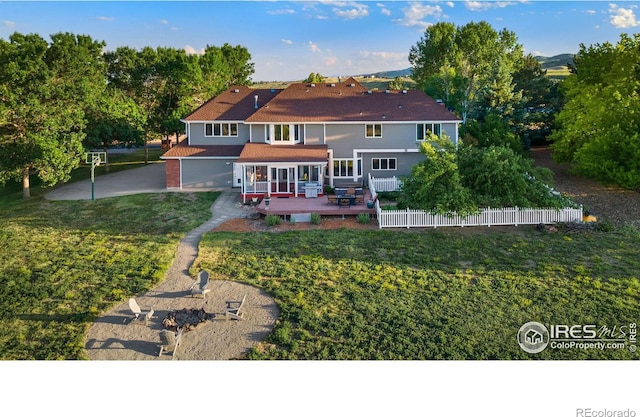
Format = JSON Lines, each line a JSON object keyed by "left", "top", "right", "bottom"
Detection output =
{"left": 161, "top": 77, "right": 461, "bottom": 199}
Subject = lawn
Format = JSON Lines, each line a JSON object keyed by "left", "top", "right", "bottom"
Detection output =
{"left": 193, "top": 227, "right": 640, "bottom": 359}
{"left": 0, "top": 191, "right": 219, "bottom": 359}
{"left": 0, "top": 148, "right": 220, "bottom": 359}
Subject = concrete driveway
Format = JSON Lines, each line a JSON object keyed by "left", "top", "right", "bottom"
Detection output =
{"left": 46, "top": 162, "right": 168, "bottom": 201}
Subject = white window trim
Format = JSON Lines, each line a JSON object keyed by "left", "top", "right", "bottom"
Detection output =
{"left": 333, "top": 158, "right": 356, "bottom": 178}
{"left": 266, "top": 124, "right": 302, "bottom": 144}
{"left": 371, "top": 157, "right": 397, "bottom": 171}
{"left": 365, "top": 123, "right": 383, "bottom": 138}
{"left": 416, "top": 123, "right": 442, "bottom": 141}
{"left": 205, "top": 122, "right": 239, "bottom": 137}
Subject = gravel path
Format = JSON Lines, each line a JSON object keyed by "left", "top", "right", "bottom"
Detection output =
{"left": 84, "top": 191, "right": 279, "bottom": 360}
{"left": 531, "top": 147, "right": 640, "bottom": 229}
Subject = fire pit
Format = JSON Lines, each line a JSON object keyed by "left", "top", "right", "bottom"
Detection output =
{"left": 162, "top": 308, "right": 214, "bottom": 332}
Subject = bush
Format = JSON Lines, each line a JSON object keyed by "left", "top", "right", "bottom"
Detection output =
{"left": 324, "top": 185, "right": 334, "bottom": 195}
{"left": 310, "top": 213, "right": 322, "bottom": 225}
{"left": 357, "top": 213, "right": 370, "bottom": 224}
{"left": 265, "top": 214, "right": 282, "bottom": 227}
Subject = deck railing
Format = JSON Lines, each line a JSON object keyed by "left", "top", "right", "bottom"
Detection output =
{"left": 368, "top": 174, "right": 583, "bottom": 229}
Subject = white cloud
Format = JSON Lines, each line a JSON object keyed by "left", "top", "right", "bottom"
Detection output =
{"left": 159, "top": 19, "right": 169, "bottom": 25}
{"left": 446, "top": 1, "right": 455, "bottom": 8}
{"left": 609, "top": 3, "right": 640, "bottom": 28}
{"left": 586, "top": 9, "right": 596, "bottom": 15}
{"left": 326, "top": 56, "right": 338, "bottom": 66}
{"left": 309, "top": 41, "right": 320, "bottom": 53}
{"left": 282, "top": 39, "right": 293, "bottom": 45}
{"left": 465, "top": 1, "right": 518, "bottom": 12}
{"left": 395, "top": 2, "right": 443, "bottom": 29}
{"left": 333, "top": 2, "right": 369, "bottom": 19}
{"left": 2, "top": 20, "right": 16, "bottom": 28}
{"left": 377, "top": 3, "right": 391, "bottom": 16}
{"left": 268, "top": 9, "right": 295, "bottom": 15}
{"left": 184, "top": 45, "right": 205, "bottom": 55}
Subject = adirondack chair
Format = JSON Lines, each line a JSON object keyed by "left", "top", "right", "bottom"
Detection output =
{"left": 224, "top": 294, "right": 247, "bottom": 320}
{"left": 190, "top": 270, "right": 211, "bottom": 299}
{"left": 128, "top": 298, "right": 154, "bottom": 325}
{"left": 158, "top": 328, "right": 183, "bottom": 358}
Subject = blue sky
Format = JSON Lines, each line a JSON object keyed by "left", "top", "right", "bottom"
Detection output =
{"left": 1, "top": 1, "right": 640, "bottom": 81}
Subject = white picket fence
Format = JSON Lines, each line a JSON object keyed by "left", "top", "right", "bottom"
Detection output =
{"left": 368, "top": 174, "right": 583, "bottom": 229}
{"left": 369, "top": 175, "right": 403, "bottom": 192}
{"left": 376, "top": 206, "right": 583, "bottom": 229}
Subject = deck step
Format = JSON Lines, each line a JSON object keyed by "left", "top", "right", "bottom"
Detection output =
{"left": 291, "top": 213, "right": 312, "bottom": 223}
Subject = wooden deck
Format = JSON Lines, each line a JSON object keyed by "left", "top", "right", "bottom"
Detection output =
{"left": 255, "top": 192, "right": 376, "bottom": 217}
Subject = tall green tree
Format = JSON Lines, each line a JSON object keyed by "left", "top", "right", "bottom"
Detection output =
{"left": 0, "top": 32, "right": 106, "bottom": 198}
{"left": 409, "top": 21, "right": 524, "bottom": 123}
{"left": 84, "top": 90, "right": 144, "bottom": 172}
{"left": 399, "top": 133, "right": 477, "bottom": 216}
{"left": 549, "top": 34, "right": 640, "bottom": 189}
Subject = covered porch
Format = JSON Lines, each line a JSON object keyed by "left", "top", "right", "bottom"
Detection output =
{"left": 237, "top": 143, "right": 329, "bottom": 203}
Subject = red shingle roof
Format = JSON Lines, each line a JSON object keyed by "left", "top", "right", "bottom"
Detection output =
{"left": 161, "top": 143, "right": 245, "bottom": 158}
{"left": 183, "top": 78, "right": 460, "bottom": 124}
{"left": 246, "top": 77, "right": 459, "bottom": 123}
{"left": 183, "top": 86, "right": 282, "bottom": 121}
{"left": 236, "top": 143, "right": 328, "bottom": 163}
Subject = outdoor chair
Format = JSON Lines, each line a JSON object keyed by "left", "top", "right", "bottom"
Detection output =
{"left": 346, "top": 187, "right": 356, "bottom": 196}
{"left": 128, "top": 298, "right": 154, "bottom": 325}
{"left": 224, "top": 294, "right": 247, "bottom": 320}
{"left": 190, "top": 270, "right": 211, "bottom": 299}
{"left": 327, "top": 195, "right": 337, "bottom": 205}
{"left": 158, "top": 328, "right": 183, "bottom": 358}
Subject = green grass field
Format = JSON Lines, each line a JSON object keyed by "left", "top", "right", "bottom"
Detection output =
{"left": 194, "top": 227, "right": 639, "bottom": 359}
{"left": 1, "top": 147, "right": 637, "bottom": 360}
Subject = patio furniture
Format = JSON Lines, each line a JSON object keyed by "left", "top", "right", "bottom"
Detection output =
{"left": 225, "top": 294, "right": 247, "bottom": 320}
{"left": 159, "top": 327, "right": 183, "bottom": 358}
{"left": 338, "top": 196, "right": 354, "bottom": 207}
{"left": 327, "top": 195, "right": 338, "bottom": 205}
{"left": 128, "top": 298, "right": 154, "bottom": 325}
{"left": 190, "top": 270, "right": 211, "bottom": 299}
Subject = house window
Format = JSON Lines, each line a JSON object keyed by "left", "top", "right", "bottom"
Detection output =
{"left": 372, "top": 158, "right": 397, "bottom": 171}
{"left": 417, "top": 123, "right": 441, "bottom": 140}
{"left": 333, "top": 159, "right": 354, "bottom": 177}
{"left": 205, "top": 123, "right": 238, "bottom": 137}
{"left": 267, "top": 124, "right": 302, "bottom": 143}
{"left": 366, "top": 124, "right": 382, "bottom": 138}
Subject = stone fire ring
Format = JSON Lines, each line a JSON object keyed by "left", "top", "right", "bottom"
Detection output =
{"left": 84, "top": 280, "right": 279, "bottom": 360}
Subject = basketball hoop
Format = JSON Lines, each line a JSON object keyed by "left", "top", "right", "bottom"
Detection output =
{"left": 84, "top": 152, "right": 107, "bottom": 200}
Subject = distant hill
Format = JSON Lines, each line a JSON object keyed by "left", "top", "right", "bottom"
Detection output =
{"left": 365, "top": 68, "right": 412, "bottom": 79}
{"left": 361, "top": 54, "right": 573, "bottom": 79}
{"left": 535, "top": 53, "right": 574, "bottom": 70}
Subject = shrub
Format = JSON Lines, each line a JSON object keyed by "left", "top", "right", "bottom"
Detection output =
{"left": 324, "top": 185, "right": 334, "bottom": 194}
{"left": 357, "top": 213, "right": 370, "bottom": 224}
{"left": 310, "top": 212, "right": 322, "bottom": 225}
{"left": 265, "top": 214, "right": 282, "bottom": 227}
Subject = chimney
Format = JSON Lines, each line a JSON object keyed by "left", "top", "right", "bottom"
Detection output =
{"left": 254, "top": 95, "right": 259, "bottom": 109}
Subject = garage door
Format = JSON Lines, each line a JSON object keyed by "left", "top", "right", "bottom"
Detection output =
{"left": 182, "top": 159, "right": 234, "bottom": 188}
